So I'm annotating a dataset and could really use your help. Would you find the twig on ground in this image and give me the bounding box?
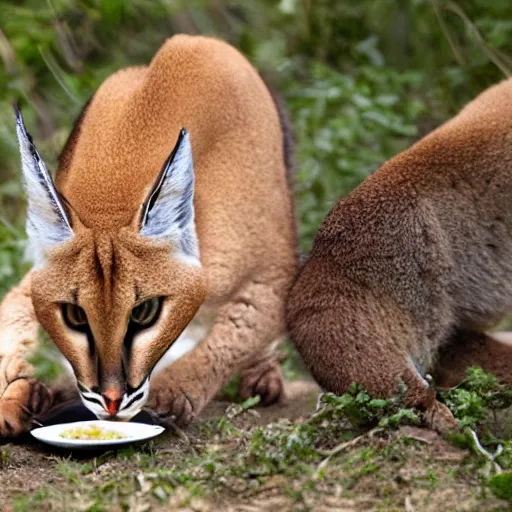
[315,392,325,413]
[143,409,196,453]
[308,392,336,423]
[167,421,194,448]
[467,428,502,474]
[226,395,261,420]
[313,427,382,480]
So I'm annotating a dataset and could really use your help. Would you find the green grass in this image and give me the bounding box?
[6,371,512,510]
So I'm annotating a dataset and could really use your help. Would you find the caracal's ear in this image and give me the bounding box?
[15,106,73,265]
[139,129,200,266]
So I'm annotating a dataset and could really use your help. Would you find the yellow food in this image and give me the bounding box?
[60,425,126,440]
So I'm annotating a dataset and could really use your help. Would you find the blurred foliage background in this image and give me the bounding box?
[0,1,511,305]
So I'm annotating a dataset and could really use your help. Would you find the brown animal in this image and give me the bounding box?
[0,35,296,436]
[286,78,512,432]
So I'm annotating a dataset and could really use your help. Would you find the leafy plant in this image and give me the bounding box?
[317,383,419,429]
[440,367,512,430]
[489,472,512,501]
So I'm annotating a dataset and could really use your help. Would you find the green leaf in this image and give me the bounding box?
[489,472,512,501]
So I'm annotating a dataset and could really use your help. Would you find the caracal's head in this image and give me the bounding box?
[15,108,206,420]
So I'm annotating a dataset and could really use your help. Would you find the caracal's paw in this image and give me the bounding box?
[424,399,458,434]
[0,377,52,437]
[239,358,284,406]
[0,356,52,437]
[147,377,204,427]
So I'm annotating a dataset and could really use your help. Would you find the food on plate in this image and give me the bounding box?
[60,424,126,440]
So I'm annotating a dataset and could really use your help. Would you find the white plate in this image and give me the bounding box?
[31,420,165,449]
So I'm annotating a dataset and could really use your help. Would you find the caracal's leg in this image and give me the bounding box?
[148,272,288,426]
[238,336,285,406]
[0,273,51,436]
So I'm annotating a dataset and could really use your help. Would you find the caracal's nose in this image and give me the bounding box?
[102,389,123,416]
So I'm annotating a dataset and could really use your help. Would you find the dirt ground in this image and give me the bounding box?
[0,380,508,512]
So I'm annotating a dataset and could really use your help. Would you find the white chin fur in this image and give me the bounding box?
[78,377,151,421]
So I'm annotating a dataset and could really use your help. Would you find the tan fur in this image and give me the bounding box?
[287,77,512,432]
[0,35,296,435]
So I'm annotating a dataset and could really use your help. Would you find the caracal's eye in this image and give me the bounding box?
[130,297,161,327]
[62,303,88,331]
